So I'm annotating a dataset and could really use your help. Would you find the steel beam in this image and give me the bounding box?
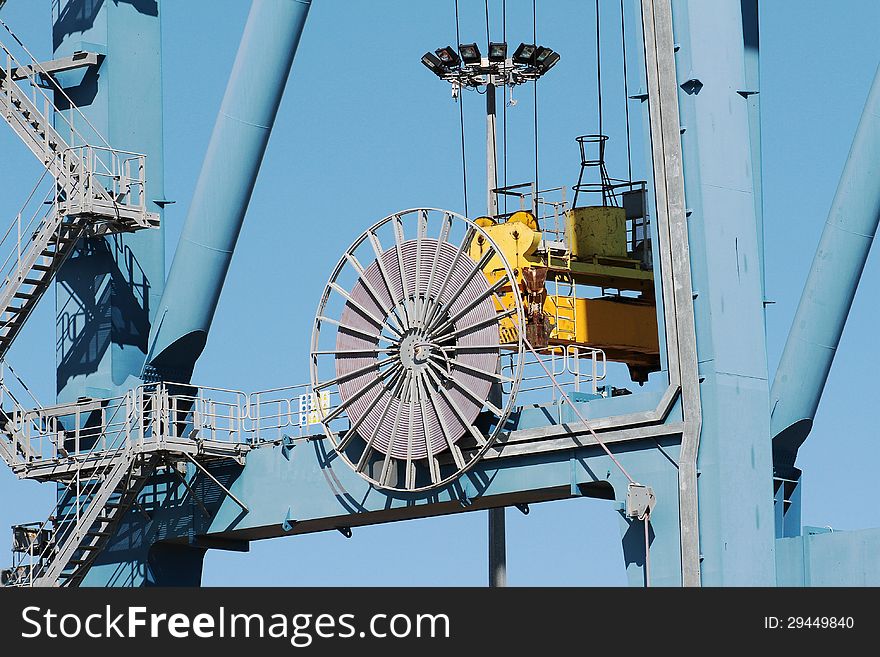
[145,0,312,382]
[640,0,703,586]
[81,433,685,587]
[11,50,100,80]
[669,0,775,585]
[770,64,880,469]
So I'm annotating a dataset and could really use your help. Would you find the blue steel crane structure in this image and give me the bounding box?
[0,0,878,587]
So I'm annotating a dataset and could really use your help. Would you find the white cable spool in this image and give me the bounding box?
[310,208,525,492]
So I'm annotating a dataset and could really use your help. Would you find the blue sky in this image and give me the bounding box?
[0,0,878,586]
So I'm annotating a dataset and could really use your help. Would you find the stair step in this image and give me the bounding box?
[13,292,33,300]
[31,264,53,271]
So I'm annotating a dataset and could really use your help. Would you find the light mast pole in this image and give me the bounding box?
[420,39,560,589]
[485,75,507,588]
[486,80,499,217]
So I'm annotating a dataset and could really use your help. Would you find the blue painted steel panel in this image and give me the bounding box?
[82,435,685,587]
[53,0,166,401]
[776,528,880,586]
[671,0,776,585]
[515,388,667,430]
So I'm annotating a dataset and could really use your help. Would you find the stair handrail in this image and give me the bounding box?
[1,21,140,222]
[0,169,50,272]
[8,389,141,585]
[0,361,52,465]
[0,17,111,152]
[0,183,57,291]
[0,360,42,409]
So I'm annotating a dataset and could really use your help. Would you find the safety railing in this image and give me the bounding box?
[493,182,571,243]
[248,384,338,443]
[11,392,131,465]
[492,179,652,265]
[1,22,152,230]
[60,146,149,220]
[1,18,111,154]
[5,390,139,586]
[533,185,570,244]
[6,359,622,471]
[162,383,249,444]
[3,349,616,472]
[135,381,340,446]
[502,344,607,400]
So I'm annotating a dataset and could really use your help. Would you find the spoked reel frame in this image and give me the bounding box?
[310,208,525,493]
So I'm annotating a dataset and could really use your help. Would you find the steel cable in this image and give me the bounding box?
[335,239,500,461]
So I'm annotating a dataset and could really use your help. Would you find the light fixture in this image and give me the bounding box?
[420,39,559,93]
[488,42,507,62]
[434,45,460,68]
[512,42,537,65]
[536,50,560,72]
[421,52,446,77]
[533,46,553,66]
[459,42,482,65]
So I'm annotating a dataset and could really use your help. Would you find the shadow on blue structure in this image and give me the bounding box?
[54,0,158,49]
[82,459,247,587]
[56,237,151,393]
[620,512,655,588]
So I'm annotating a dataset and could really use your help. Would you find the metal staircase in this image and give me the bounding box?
[0,22,264,588]
[3,389,145,587]
[0,379,255,586]
[0,21,159,361]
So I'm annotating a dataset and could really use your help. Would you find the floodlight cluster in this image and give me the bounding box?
[421,41,560,89]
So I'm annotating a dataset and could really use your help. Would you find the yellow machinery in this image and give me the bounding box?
[469,205,659,383]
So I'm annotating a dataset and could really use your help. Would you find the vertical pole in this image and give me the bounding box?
[489,507,507,587]
[485,76,506,587]
[486,81,499,216]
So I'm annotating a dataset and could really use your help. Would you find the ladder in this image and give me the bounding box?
[0,24,159,360]
[552,273,578,342]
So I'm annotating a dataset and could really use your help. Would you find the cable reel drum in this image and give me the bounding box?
[310,208,525,492]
